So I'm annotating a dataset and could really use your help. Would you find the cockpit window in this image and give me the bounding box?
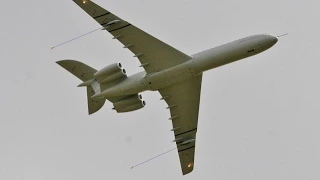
[237,35,260,43]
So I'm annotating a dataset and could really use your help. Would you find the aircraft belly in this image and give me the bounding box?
[146,61,198,90]
[146,71,171,90]
[96,72,150,97]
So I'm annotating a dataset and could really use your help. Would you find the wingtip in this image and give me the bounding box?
[181,162,195,175]
[56,60,64,65]
[182,167,194,175]
[56,60,73,65]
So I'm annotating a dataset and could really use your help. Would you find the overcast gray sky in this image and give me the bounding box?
[0,0,319,179]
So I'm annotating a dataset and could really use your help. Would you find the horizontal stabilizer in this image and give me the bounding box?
[57,60,104,114]
[57,59,143,114]
[56,60,97,81]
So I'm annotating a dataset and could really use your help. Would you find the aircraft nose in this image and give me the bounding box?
[265,34,278,47]
[271,35,278,44]
[269,35,278,44]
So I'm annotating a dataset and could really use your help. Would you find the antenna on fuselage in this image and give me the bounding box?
[277,33,289,38]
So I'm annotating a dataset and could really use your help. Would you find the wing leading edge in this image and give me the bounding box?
[158,74,203,175]
[73,0,192,74]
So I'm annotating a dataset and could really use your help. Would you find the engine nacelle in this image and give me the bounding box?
[99,69,126,83]
[94,63,122,77]
[93,63,127,83]
[117,100,146,113]
[113,94,146,113]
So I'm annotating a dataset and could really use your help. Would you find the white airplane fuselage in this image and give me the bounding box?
[94,34,278,98]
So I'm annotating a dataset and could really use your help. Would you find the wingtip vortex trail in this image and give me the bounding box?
[50,26,103,50]
[130,147,177,170]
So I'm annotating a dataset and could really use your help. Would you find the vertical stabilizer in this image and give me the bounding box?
[86,86,105,114]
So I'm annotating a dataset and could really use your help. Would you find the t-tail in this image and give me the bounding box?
[56,60,146,114]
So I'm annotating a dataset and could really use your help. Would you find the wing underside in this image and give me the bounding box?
[158,74,203,175]
[73,0,192,74]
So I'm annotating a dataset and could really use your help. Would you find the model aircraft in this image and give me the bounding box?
[56,0,278,175]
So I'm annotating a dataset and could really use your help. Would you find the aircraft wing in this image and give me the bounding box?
[158,74,203,175]
[73,0,192,74]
